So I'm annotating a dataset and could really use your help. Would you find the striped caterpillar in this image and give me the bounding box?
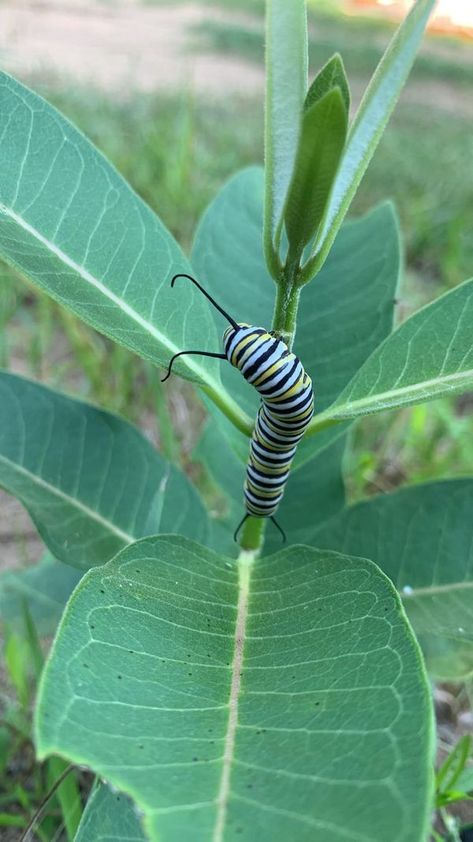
[162,274,315,541]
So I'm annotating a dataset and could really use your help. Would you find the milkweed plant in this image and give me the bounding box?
[0,0,472,839]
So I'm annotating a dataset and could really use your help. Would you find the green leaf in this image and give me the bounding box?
[308,0,435,277]
[304,53,350,114]
[0,72,240,412]
[312,278,473,430]
[195,417,346,557]
[36,537,434,841]
[0,372,209,569]
[312,479,473,679]
[192,167,400,464]
[264,0,308,275]
[284,89,347,260]
[0,553,81,636]
[76,783,146,841]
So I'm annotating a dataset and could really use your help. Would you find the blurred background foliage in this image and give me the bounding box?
[0,0,472,515]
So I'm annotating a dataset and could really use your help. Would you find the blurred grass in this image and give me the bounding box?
[2,0,472,497]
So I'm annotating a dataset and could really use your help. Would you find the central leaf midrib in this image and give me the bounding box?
[213,552,253,841]
[317,366,473,423]
[0,452,134,544]
[0,203,221,389]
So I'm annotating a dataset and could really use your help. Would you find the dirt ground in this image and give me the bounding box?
[0,0,264,96]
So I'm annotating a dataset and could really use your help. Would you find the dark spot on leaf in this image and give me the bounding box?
[314,702,320,706]
[135,569,141,574]
[83,663,89,668]
[90,624,95,629]
[116,796,121,801]
[208,728,213,733]
[138,744,144,749]
[246,784,253,789]
[128,650,134,654]
[100,589,105,594]
[117,675,122,680]
[192,757,198,762]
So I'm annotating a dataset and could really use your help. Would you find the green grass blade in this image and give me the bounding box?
[307,0,435,278]
[47,758,82,842]
[264,0,307,277]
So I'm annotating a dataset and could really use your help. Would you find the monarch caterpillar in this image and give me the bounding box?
[162,274,315,541]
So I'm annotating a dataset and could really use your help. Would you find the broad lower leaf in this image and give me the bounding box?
[75,783,146,842]
[312,479,473,679]
[264,0,307,275]
[195,417,346,556]
[0,552,81,636]
[284,89,347,259]
[37,537,434,841]
[0,372,209,569]
[192,167,399,464]
[313,278,473,430]
[0,73,234,403]
[308,0,435,276]
[304,53,350,114]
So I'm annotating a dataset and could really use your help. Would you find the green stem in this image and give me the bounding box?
[271,259,302,348]
[201,384,253,437]
[239,516,267,554]
[305,413,341,437]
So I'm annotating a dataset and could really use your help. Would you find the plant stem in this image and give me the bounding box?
[271,258,301,349]
[305,413,341,437]
[239,516,266,554]
[201,384,253,438]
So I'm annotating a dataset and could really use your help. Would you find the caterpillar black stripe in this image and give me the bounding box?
[162,274,315,541]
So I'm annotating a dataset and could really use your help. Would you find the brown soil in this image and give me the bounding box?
[0,0,264,96]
